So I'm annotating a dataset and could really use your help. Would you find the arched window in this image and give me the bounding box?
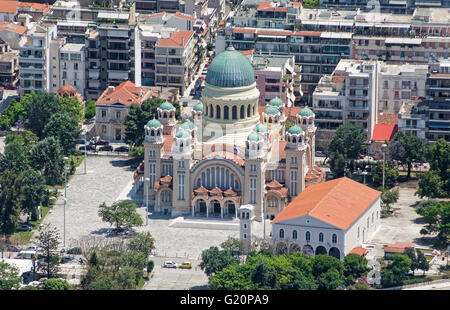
[279,229,284,239]
[240,105,244,119]
[319,232,324,242]
[292,137,296,143]
[224,106,229,120]
[209,104,213,117]
[156,130,160,136]
[292,230,297,240]
[232,106,237,120]
[252,105,255,116]
[269,118,272,123]
[216,105,221,119]
[247,105,250,117]
[306,231,310,242]
[332,234,337,244]
[150,130,155,136]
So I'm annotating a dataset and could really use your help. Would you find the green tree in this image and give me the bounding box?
[116,266,141,289]
[89,252,99,268]
[311,254,344,279]
[30,137,64,186]
[303,0,319,8]
[37,224,61,278]
[343,254,369,285]
[220,237,244,257]
[42,112,81,155]
[84,99,97,120]
[317,268,344,290]
[0,169,24,234]
[0,262,21,290]
[391,132,424,179]
[417,250,429,276]
[0,142,28,174]
[0,99,25,130]
[98,200,143,233]
[382,254,411,287]
[425,138,450,196]
[120,251,147,271]
[21,169,46,220]
[199,246,238,277]
[250,259,278,289]
[416,170,445,198]
[129,146,144,162]
[371,163,399,188]
[41,278,74,290]
[22,91,65,138]
[59,96,84,123]
[417,201,450,245]
[147,260,154,274]
[128,232,155,257]
[379,187,399,212]
[404,248,419,276]
[208,264,253,290]
[87,273,117,290]
[5,130,38,152]
[328,124,366,177]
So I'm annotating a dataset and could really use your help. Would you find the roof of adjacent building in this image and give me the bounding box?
[0,0,18,14]
[377,112,398,125]
[372,124,398,142]
[18,2,51,12]
[174,11,196,22]
[206,46,255,88]
[384,242,415,253]
[96,81,152,106]
[0,22,27,34]
[156,30,194,48]
[349,247,369,257]
[273,177,381,230]
[257,1,288,12]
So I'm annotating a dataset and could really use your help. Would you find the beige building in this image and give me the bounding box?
[0,39,18,84]
[136,47,323,219]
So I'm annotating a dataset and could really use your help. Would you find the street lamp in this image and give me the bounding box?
[381,143,388,189]
[63,156,69,249]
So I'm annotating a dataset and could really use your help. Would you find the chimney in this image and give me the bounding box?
[107,86,115,93]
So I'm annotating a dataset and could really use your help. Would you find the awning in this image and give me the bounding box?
[428,122,450,129]
[257,35,287,39]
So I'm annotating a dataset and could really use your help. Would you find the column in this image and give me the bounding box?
[221,202,224,218]
[206,201,209,218]
[192,202,194,217]
[235,203,238,218]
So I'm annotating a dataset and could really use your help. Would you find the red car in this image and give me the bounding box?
[4,84,18,90]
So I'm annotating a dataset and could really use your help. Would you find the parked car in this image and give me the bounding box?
[66,247,82,255]
[75,139,86,145]
[61,255,77,264]
[4,84,18,90]
[25,245,38,251]
[163,261,177,268]
[79,145,96,151]
[90,139,109,145]
[16,224,32,232]
[178,262,192,269]
[98,145,113,152]
[6,245,22,252]
[315,151,325,157]
[114,146,130,152]
[359,154,365,159]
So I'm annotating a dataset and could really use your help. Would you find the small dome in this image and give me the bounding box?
[269,97,284,107]
[247,132,262,142]
[205,46,255,88]
[288,125,304,135]
[176,130,191,139]
[193,103,203,112]
[147,119,162,128]
[159,101,175,111]
[255,123,268,133]
[264,106,280,115]
[181,120,195,130]
[298,107,314,117]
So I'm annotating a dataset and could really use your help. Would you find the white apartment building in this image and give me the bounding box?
[312,59,379,144]
[58,43,86,96]
[378,63,427,113]
[19,23,58,96]
[398,101,427,141]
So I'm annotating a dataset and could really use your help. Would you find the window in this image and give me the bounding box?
[306,231,310,242]
[178,174,185,200]
[243,233,247,239]
[367,217,369,228]
[279,229,284,239]
[250,178,256,204]
[116,111,121,119]
[358,226,360,239]
[251,164,256,171]
[149,150,156,158]
[74,63,78,70]
[291,157,297,164]
[178,161,185,168]
[244,224,247,229]
[319,232,324,242]
[292,230,297,240]
[290,170,297,196]
[102,125,106,134]
[332,234,337,244]
[102,110,107,118]
[149,164,155,189]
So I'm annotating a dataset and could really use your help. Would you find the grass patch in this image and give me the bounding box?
[403,276,433,285]
[29,205,51,229]
[9,231,33,245]
[136,277,146,290]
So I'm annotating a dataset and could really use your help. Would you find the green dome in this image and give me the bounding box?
[205,46,255,88]
[147,119,162,128]
[181,120,195,130]
[264,106,280,115]
[288,125,303,135]
[193,103,203,112]
[159,101,175,111]
[247,132,262,142]
[255,123,268,133]
[269,97,284,107]
[298,107,314,117]
[176,130,191,139]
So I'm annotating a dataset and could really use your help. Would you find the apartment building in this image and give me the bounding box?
[134,0,181,13]
[377,62,428,113]
[19,23,58,96]
[312,59,379,144]
[0,39,18,84]
[320,0,450,14]
[251,53,298,106]
[398,100,427,141]
[58,43,86,96]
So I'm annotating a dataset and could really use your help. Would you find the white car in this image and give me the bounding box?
[163,261,177,268]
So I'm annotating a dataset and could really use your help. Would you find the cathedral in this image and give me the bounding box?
[133,46,324,221]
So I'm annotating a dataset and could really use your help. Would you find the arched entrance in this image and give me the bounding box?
[302,245,314,256]
[224,201,236,218]
[276,242,288,255]
[329,247,341,260]
[195,199,207,216]
[210,199,221,217]
[315,246,327,255]
[289,243,301,254]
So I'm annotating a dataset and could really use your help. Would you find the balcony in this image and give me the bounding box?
[315,104,343,110]
[315,114,343,121]
[347,105,369,111]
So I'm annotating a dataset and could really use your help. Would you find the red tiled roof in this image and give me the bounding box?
[292,31,322,37]
[18,2,50,12]
[201,27,209,37]
[266,180,283,190]
[371,124,398,142]
[218,20,225,26]
[157,30,194,48]
[289,1,303,6]
[232,28,256,34]
[96,81,152,106]
[224,188,237,196]
[160,175,172,183]
[174,11,196,22]
[163,135,174,153]
[144,11,166,19]
[273,177,381,230]
[194,186,209,195]
[0,22,27,34]
[209,187,223,195]
[258,29,292,36]
[350,247,369,256]
[0,0,18,14]
[257,1,288,12]
[241,49,255,56]
[384,242,414,254]
[332,76,345,83]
